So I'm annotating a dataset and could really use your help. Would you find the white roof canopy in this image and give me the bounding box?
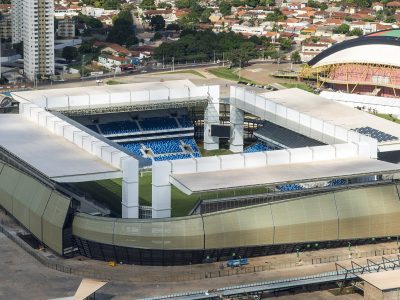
[170,158,400,194]
[0,114,121,182]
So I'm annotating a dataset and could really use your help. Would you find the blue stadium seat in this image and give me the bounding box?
[177,116,193,128]
[277,184,303,192]
[144,139,182,154]
[139,117,179,131]
[244,142,273,153]
[99,121,140,135]
[327,178,347,186]
[120,142,143,157]
[154,153,192,161]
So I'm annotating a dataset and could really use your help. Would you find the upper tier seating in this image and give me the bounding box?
[99,121,140,135]
[177,116,193,128]
[244,142,273,153]
[139,117,179,131]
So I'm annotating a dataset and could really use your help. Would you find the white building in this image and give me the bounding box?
[11,0,23,44]
[57,19,76,38]
[231,24,267,36]
[12,0,55,81]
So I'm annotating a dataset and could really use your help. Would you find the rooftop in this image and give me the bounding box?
[170,158,400,194]
[0,114,121,182]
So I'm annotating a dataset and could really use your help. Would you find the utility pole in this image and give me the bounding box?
[81,54,85,77]
[172,56,174,72]
[238,58,242,82]
[213,50,216,64]
[222,52,225,67]
[162,55,165,69]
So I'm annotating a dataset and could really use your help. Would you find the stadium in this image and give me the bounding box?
[2,80,400,266]
[301,29,400,97]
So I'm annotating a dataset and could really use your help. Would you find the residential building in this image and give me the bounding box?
[0,14,12,40]
[57,18,76,38]
[11,0,23,44]
[12,0,55,81]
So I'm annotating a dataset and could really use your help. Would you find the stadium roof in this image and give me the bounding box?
[308,32,400,68]
[0,114,121,182]
[170,158,400,194]
[11,80,198,110]
[260,88,400,147]
[359,269,400,291]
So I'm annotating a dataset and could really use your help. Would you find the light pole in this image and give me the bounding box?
[238,58,242,82]
[81,54,85,77]
[172,56,174,72]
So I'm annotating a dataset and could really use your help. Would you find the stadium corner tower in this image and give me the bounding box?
[2,80,400,266]
[301,29,400,97]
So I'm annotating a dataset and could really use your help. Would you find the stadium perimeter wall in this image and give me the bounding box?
[72,183,400,265]
[1,158,400,265]
[0,161,72,255]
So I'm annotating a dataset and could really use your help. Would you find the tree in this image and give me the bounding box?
[349,28,363,36]
[107,10,138,46]
[150,15,165,31]
[139,0,156,9]
[62,46,79,62]
[166,23,180,31]
[219,1,232,16]
[278,38,293,51]
[152,32,163,41]
[291,51,301,63]
[333,24,350,34]
[176,0,190,8]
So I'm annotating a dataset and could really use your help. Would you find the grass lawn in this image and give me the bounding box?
[281,82,314,93]
[106,80,124,85]
[77,170,269,217]
[158,69,206,78]
[200,148,233,157]
[375,113,400,124]
[207,67,254,83]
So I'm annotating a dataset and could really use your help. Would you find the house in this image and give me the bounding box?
[98,54,128,70]
[300,42,330,62]
[93,42,132,56]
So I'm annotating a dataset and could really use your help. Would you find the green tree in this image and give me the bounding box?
[176,0,190,8]
[140,0,156,9]
[219,1,232,16]
[291,51,301,63]
[349,28,363,36]
[107,9,138,46]
[166,23,180,31]
[150,15,165,31]
[278,38,293,51]
[62,46,79,62]
[333,23,350,34]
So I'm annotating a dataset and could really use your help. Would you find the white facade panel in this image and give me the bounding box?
[266,149,290,165]
[195,156,221,172]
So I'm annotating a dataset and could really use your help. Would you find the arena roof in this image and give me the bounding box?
[260,88,400,147]
[170,158,400,194]
[0,114,121,182]
[308,33,400,68]
[10,80,199,110]
[359,269,400,291]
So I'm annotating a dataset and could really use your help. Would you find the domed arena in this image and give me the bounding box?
[301,29,400,97]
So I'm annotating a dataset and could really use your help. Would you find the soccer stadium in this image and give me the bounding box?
[301,29,400,97]
[2,80,400,266]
